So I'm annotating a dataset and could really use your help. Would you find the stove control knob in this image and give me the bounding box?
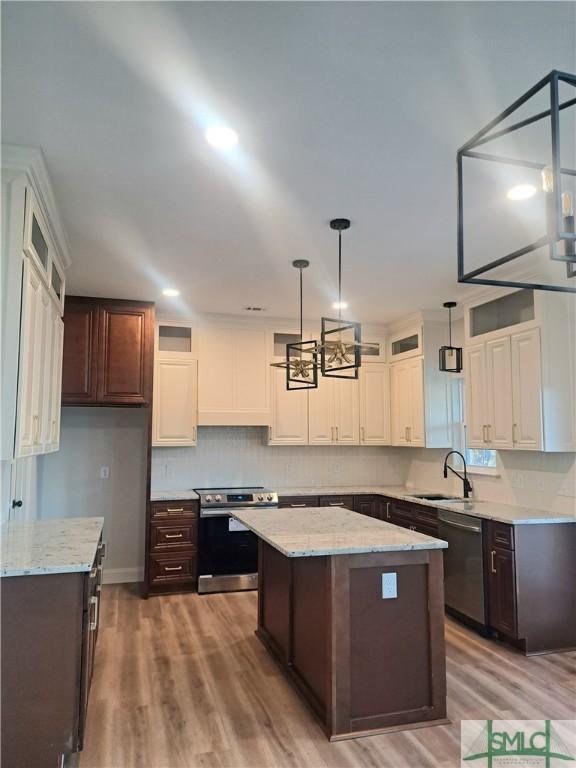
[257,494,264,501]
[267,494,274,501]
[215,495,222,502]
[205,495,212,503]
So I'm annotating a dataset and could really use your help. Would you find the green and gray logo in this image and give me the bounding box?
[462,720,575,768]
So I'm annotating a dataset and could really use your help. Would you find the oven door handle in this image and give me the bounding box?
[200,509,232,518]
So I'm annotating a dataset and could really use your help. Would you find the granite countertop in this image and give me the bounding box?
[231,506,447,558]
[150,490,199,501]
[276,485,576,526]
[0,517,104,577]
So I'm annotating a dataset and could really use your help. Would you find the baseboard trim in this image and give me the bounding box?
[102,567,144,584]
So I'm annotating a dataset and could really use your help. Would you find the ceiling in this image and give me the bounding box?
[2,1,575,323]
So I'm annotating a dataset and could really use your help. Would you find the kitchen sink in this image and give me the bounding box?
[409,493,461,501]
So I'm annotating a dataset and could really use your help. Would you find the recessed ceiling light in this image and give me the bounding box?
[507,184,537,201]
[162,289,180,297]
[332,301,348,310]
[205,125,239,150]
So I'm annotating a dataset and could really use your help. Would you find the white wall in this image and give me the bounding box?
[405,448,576,515]
[152,427,409,491]
[37,408,148,582]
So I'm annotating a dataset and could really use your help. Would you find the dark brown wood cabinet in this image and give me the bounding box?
[146,500,199,596]
[353,495,382,519]
[1,538,104,767]
[62,296,154,406]
[488,545,517,637]
[319,494,354,510]
[278,495,319,508]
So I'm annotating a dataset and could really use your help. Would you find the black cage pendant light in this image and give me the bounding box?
[318,219,376,379]
[439,301,463,373]
[270,260,318,390]
[457,70,575,293]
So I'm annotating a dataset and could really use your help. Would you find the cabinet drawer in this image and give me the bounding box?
[149,551,197,584]
[414,504,438,526]
[150,501,197,520]
[489,521,515,550]
[278,496,319,508]
[319,495,354,510]
[150,521,197,551]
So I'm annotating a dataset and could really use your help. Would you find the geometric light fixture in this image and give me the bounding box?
[439,301,463,373]
[317,218,377,379]
[457,69,576,293]
[270,260,319,390]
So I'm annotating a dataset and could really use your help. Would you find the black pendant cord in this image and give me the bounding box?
[448,305,452,347]
[338,230,342,321]
[299,266,303,342]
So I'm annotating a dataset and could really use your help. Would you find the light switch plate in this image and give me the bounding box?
[100,466,110,479]
[382,572,397,599]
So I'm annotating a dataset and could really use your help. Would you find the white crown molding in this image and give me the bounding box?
[1,143,71,269]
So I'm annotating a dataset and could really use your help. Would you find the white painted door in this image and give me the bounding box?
[153,358,198,446]
[486,337,513,449]
[50,314,64,450]
[308,377,334,444]
[268,367,308,445]
[333,378,360,444]
[390,362,411,445]
[511,329,543,450]
[9,457,37,521]
[408,357,425,446]
[360,365,390,445]
[464,344,488,448]
[15,259,47,457]
[40,303,55,451]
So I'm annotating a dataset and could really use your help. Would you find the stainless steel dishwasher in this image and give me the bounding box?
[437,509,486,627]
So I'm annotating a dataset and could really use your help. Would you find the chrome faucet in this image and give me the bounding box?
[443,450,473,499]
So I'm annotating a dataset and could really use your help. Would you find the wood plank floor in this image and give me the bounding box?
[80,585,576,768]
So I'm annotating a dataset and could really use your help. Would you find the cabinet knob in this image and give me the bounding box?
[11,499,23,508]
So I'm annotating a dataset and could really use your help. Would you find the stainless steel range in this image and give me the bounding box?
[194,487,278,594]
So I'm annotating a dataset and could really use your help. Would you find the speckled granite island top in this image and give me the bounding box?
[0,517,104,577]
[232,506,447,557]
[276,486,576,525]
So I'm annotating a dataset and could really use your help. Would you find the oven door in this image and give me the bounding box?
[198,510,258,579]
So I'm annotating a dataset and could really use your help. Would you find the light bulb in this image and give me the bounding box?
[541,166,554,193]
[562,192,574,217]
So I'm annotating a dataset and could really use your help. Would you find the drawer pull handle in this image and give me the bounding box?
[166,507,184,513]
[164,565,183,572]
[329,502,344,506]
[386,502,391,519]
[89,596,99,631]
[290,503,306,507]
[491,550,497,573]
[165,533,184,539]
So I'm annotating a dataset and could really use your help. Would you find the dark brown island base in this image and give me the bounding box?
[232,506,449,741]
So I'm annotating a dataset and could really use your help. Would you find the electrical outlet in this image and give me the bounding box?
[100,466,110,480]
[382,572,398,599]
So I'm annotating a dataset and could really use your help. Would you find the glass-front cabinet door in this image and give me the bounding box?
[23,187,65,314]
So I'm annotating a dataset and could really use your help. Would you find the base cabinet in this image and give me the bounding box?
[1,539,104,766]
[487,546,517,637]
[146,500,199,595]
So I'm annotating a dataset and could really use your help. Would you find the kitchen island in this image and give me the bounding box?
[232,506,448,741]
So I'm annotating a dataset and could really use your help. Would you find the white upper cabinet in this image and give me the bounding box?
[23,187,66,313]
[390,357,425,446]
[359,364,390,445]
[42,303,64,453]
[464,344,488,448]
[268,366,309,445]
[152,323,198,447]
[485,338,513,449]
[153,358,198,447]
[198,327,270,425]
[308,377,359,445]
[463,289,575,452]
[511,329,543,450]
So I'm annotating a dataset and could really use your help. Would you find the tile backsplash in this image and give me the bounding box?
[151,427,409,491]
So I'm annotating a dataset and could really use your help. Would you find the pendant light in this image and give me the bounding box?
[318,218,377,379]
[439,301,462,373]
[270,260,318,390]
[457,69,575,293]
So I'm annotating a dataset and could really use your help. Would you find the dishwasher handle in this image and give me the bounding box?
[438,513,482,534]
